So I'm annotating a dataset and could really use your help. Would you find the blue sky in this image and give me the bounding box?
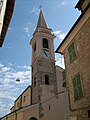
[0,0,80,117]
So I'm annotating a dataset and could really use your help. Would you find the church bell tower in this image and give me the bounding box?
[30,9,58,106]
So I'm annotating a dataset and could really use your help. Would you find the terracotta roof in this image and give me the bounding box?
[0,0,15,47]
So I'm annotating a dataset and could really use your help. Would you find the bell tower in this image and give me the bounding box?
[30,9,58,106]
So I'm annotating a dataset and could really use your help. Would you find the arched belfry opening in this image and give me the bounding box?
[29,117,37,120]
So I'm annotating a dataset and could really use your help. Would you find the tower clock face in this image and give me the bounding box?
[43,50,50,59]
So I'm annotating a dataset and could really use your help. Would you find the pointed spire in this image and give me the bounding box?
[36,8,48,29]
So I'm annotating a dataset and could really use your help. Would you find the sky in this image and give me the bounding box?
[0,0,80,117]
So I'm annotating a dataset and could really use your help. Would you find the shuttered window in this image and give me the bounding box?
[73,74,83,100]
[68,42,76,62]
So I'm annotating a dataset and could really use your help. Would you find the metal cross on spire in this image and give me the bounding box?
[39,5,42,10]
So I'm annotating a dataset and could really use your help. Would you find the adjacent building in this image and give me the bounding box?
[0,0,15,47]
[1,9,69,120]
[56,0,90,119]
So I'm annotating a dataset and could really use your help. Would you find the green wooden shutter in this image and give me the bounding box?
[73,74,83,99]
[77,74,83,98]
[73,77,78,99]
[68,46,72,61]
[68,42,76,61]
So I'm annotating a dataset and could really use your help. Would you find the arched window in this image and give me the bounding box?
[43,38,48,48]
[30,117,37,120]
[45,75,49,85]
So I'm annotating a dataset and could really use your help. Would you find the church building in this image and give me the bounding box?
[1,9,69,120]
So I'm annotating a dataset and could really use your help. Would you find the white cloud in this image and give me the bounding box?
[54,30,66,42]
[53,30,66,68]
[8,27,12,31]
[29,7,39,15]
[17,65,31,70]
[55,54,65,69]
[53,1,67,10]
[0,63,31,117]
[5,45,12,49]
[60,1,67,5]
[24,27,30,38]
[0,66,11,73]
[23,22,35,39]
[7,63,13,67]
[0,91,16,101]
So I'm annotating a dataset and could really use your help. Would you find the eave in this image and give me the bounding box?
[75,0,85,11]
[0,0,15,47]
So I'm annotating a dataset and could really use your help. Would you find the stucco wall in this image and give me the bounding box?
[22,104,39,120]
[38,66,69,120]
[22,87,31,107]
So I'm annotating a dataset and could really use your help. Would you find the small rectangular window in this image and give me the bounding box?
[45,75,49,85]
[49,105,50,110]
[23,96,26,102]
[68,42,76,62]
[17,102,19,107]
[33,77,36,87]
[34,43,36,51]
[73,74,83,100]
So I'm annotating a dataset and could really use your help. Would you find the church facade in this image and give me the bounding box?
[1,9,69,120]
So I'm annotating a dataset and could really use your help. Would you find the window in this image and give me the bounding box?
[88,110,90,118]
[43,38,48,48]
[23,96,26,102]
[73,74,83,100]
[49,105,50,110]
[17,102,19,107]
[33,77,36,87]
[34,43,36,51]
[68,42,76,62]
[45,75,49,85]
